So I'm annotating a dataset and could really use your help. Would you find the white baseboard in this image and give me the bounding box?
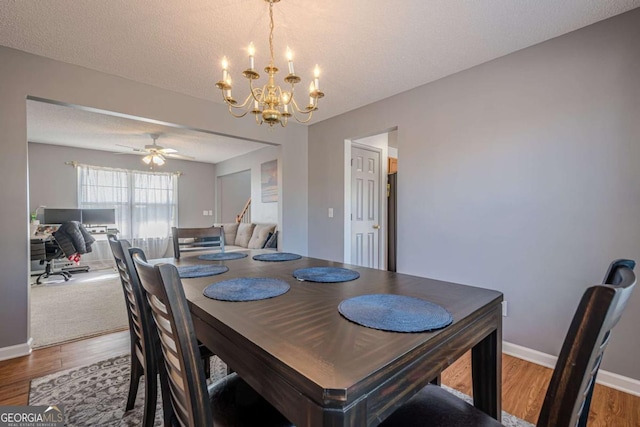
[503,341,640,397]
[0,337,33,361]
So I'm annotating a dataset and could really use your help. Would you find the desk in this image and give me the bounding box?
[164,250,503,426]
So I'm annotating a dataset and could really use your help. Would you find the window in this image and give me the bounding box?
[77,165,178,257]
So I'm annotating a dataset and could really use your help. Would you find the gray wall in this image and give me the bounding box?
[28,142,217,228]
[308,9,640,380]
[218,169,251,223]
[0,45,308,352]
[216,145,281,225]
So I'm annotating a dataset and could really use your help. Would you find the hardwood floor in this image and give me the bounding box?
[0,331,638,426]
[442,352,640,427]
[0,331,130,406]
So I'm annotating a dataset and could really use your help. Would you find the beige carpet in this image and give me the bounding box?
[30,270,128,348]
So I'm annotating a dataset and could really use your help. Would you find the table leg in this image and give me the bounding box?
[471,327,502,420]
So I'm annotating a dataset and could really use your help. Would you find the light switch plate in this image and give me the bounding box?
[208,210,213,216]
[328,208,334,218]
[203,210,208,216]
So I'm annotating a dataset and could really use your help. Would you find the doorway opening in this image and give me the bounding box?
[217,170,251,223]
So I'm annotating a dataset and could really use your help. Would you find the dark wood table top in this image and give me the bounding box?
[159,249,503,426]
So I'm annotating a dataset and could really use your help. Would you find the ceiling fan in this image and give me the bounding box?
[117,133,194,167]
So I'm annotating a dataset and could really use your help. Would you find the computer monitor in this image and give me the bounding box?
[82,208,116,225]
[43,208,82,224]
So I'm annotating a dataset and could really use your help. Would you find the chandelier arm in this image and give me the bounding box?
[249,78,264,103]
[289,100,315,123]
[285,82,295,105]
[226,93,254,111]
[226,93,255,118]
[291,97,315,116]
[227,104,251,119]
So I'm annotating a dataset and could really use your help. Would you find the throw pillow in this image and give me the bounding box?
[262,232,273,249]
[248,224,276,249]
[235,223,256,247]
[264,230,278,249]
[218,223,238,246]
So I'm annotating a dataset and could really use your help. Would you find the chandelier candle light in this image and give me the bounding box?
[216,0,324,127]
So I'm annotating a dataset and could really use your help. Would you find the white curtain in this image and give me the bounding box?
[78,165,178,259]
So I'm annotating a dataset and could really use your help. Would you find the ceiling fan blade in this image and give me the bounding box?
[115,143,146,152]
[165,153,195,160]
[159,148,178,154]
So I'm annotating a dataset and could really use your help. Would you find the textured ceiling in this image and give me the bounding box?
[0,0,640,123]
[3,1,639,126]
[27,101,270,164]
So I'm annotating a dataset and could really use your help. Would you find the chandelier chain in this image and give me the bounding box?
[268,0,275,68]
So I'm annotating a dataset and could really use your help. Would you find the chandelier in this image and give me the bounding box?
[216,0,324,127]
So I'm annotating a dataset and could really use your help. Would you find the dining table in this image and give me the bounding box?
[161,249,503,427]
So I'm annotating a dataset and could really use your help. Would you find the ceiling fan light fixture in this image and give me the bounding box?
[142,155,152,165]
[153,155,165,166]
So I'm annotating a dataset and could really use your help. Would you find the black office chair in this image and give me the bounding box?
[130,249,293,427]
[34,237,72,284]
[380,259,636,427]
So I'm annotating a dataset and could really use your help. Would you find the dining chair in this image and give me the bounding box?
[108,235,159,427]
[108,235,213,427]
[172,226,225,259]
[380,259,636,427]
[130,248,293,427]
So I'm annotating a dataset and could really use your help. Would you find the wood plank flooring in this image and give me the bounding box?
[0,331,638,426]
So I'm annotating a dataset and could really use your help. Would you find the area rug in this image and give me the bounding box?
[29,354,533,427]
[30,270,129,348]
[29,353,228,426]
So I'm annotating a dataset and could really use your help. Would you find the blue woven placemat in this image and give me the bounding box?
[177,264,229,279]
[293,267,360,283]
[338,294,453,332]
[253,252,302,262]
[198,252,248,261]
[203,277,290,302]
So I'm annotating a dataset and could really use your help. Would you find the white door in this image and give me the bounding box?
[351,146,380,268]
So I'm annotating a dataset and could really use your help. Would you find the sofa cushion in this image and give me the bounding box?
[219,223,239,246]
[248,224,277,249]
[235,223,256,247]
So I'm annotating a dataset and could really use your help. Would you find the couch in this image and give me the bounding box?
[216,223,278,252]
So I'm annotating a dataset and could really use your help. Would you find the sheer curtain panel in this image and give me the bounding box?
[78,165,178,259]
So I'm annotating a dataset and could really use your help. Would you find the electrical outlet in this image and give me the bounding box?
[502,301,508,317]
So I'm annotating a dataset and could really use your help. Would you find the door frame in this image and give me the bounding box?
[343,136,389,269]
